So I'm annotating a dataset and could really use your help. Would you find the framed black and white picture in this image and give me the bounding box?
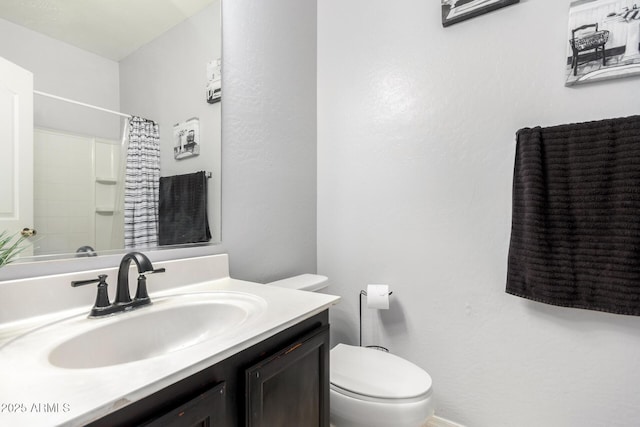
[566,0,640,86]
[441,0,519,27]
[173,117,200,160]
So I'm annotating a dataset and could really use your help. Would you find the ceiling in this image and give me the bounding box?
[0,0,215,61]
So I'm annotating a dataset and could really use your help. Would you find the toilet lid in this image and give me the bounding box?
[330,344,432,400]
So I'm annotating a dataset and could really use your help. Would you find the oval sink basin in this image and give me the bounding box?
[44,292,267,369]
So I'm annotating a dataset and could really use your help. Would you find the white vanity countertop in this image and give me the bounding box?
[0,255,340,426]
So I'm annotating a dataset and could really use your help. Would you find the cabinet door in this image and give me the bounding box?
[143,381,226,427]
[245,325,330,427]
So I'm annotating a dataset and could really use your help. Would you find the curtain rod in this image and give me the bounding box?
[34,90,132,119]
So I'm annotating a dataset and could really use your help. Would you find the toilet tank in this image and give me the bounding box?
[267,274,329,292]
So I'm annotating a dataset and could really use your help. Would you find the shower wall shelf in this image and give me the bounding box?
[95,207,115,214]
[95,177,117,185]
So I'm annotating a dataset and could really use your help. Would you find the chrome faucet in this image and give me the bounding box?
[71,252,165,317]
[75,245,97,257]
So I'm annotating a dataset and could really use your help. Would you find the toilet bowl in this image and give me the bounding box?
[267,274,435,427]
[331,343,434,427]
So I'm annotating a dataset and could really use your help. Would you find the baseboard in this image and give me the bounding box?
[425,415,466,427]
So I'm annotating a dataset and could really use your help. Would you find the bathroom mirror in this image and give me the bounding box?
[0,0,221,263]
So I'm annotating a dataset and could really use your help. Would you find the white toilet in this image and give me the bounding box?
[268,274,435,427]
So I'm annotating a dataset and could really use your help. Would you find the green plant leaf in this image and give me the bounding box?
[0,231,28,268]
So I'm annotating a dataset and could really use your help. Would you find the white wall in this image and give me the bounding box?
[318,1,640,426]
[220,0,318,282]
[0,18,121,140]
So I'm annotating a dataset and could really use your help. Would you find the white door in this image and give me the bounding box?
[0,56,34,255]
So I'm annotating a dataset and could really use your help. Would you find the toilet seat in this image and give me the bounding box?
[330,344,433,401]
[330,383,429,404]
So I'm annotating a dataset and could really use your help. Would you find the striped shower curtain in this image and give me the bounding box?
[124,116,160,248]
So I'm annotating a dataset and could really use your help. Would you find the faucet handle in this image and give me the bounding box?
[134,268,165,301]
[71,274,106,288]
[71,274,112,314]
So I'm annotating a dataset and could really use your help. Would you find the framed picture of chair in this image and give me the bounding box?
[173,117,200,160]
[566,0,640,86]
[441,0,519,27]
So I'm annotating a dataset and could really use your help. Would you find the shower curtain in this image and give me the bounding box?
[124,116,160,248]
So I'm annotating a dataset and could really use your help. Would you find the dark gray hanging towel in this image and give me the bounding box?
[506,115,640,316]
[158,171,211,246]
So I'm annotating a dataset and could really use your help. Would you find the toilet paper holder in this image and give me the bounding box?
[359,289,393,352]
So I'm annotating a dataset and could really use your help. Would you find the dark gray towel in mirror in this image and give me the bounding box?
[158,171,211,246]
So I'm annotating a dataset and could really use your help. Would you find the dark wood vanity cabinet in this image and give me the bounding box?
[245,324,329,426]
[87,310,330,427]
[143,382,227,427]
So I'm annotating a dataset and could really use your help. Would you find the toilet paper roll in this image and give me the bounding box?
[367,284,390,310]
